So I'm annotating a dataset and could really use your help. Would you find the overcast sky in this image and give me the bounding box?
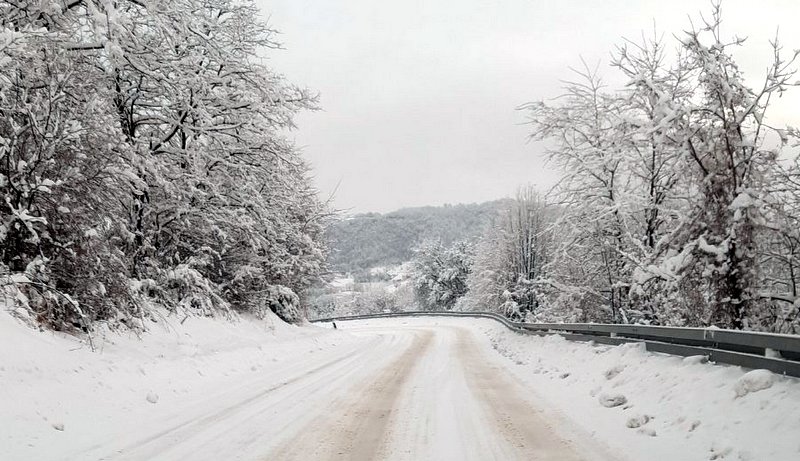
[259,0,800,213]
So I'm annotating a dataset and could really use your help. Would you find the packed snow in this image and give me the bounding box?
[2,313,800,460]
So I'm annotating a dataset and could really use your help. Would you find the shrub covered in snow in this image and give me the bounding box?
[410,240,473,310]
[263,285,303,323]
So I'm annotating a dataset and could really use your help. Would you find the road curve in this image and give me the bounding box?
[82,319,621,461]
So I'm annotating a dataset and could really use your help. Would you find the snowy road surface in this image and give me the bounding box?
[1,314,619,461]
[83,322,615,460]
[7,314,799,460]
[267,323,616,461]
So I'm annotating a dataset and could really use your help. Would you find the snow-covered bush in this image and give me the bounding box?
[164,265,230,317]
[263,285,303,323]
[411,240,473,310]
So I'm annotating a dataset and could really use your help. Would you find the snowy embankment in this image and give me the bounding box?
[0,310,362,460]
[474,321,800,461]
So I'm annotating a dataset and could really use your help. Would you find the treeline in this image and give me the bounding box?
[327,200,509,275]
[1,1,327,331]
[413,7,800,333]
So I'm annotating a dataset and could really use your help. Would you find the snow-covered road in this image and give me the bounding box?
[6,314,800,460]
[1,314,618,460]
[269,322,616,461]
[91,322,613,460]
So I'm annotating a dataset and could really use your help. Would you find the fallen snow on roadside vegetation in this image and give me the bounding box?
[0,309,360,460]
[476,322,800,461]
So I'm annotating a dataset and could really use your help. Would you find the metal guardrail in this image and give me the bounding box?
[310,311,800,378]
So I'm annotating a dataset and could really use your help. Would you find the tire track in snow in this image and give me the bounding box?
[454,327,592,461]
[266,329,434,461]
[376,325,518,460]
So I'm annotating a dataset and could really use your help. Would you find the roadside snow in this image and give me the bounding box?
[734,369,775,397]
[476,322,800,461]
[4,312,800,461]
[0,309,362,460]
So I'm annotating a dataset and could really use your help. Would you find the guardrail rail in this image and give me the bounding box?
[310,311,800,378]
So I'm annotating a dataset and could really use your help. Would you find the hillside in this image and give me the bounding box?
[326,200,511,273]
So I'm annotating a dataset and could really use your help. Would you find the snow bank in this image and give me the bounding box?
[0,309,361,460]
[477,322,800,461]
[733,369,775,398]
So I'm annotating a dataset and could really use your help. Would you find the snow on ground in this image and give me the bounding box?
[472,320,800,461]
[3,312,800,461]
[293,318,622,461]
[0,309,363,460]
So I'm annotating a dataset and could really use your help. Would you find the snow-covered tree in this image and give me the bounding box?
[523,4,800,330]
[411,240,473,311]
[460,187,554,320]
[524,62,636,322]
[630,6,799,329]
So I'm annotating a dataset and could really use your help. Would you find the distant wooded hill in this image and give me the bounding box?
[326,200,511,273]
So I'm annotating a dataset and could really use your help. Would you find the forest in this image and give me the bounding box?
[327,200,509,275]
[403,6,800,333]
[1,1,327,331]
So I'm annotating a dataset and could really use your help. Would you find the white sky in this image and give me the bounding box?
[260,0,800,213]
